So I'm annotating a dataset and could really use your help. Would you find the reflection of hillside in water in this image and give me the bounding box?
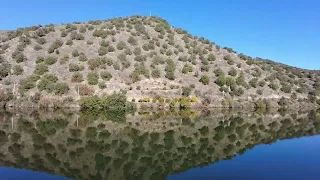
[0,109,319,180]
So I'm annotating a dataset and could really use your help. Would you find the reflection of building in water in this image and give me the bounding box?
[0,109,318,180]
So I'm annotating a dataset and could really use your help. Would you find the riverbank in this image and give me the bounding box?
[1,95,318,113]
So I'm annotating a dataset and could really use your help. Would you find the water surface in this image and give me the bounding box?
[0,109,319,180]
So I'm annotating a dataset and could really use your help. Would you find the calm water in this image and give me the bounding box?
[0,109,319,180]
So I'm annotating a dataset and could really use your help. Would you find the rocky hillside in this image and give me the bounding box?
[0,15,319,108]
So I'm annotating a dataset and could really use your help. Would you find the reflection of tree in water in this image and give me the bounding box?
[0,110,319,180]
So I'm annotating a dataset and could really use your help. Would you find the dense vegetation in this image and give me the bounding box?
[0,15,319,108]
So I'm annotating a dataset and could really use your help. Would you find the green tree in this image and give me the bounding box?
[215,76,226,87]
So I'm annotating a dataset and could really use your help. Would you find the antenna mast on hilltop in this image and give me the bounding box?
[150,10,152,17]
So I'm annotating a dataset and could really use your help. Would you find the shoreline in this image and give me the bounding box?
[2,98,318,113]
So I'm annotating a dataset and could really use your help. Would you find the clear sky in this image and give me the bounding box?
[1,0,319,70]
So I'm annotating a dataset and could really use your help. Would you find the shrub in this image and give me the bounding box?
[37,78,55,92]
[207,53,216,61]
[99,40,109,47]
[70,32,84,40]
[88,58,102,70]
[124,48,132,55]
[182,87,191,96]
[165,59,176,80]
[256,89,263,95]
[233,87,244,96]
[122,60,131,69]
[151,68,161,78]
[87,72,99,85]
[128,36,137,45]
[225,77,236,89]
[246,58,254,65]
[133,47,142,56]
[44,57,57,65]
[100,71,112,81]
[61,31,68,37]
[66,39,73,46]
[19,36,31,46]
[34,44,42,51]
[215,76,226,87]
[43,74,58,82]
[281,84,291,93]
[34,64,49,75]
[166,49,173,56]
[69,63,80,72]
[224,55,232,61]
[178,55,188,62]
[87,40,94,45]
[227,59,235,65]
[71,72,83,82]
[228,68,237,76]
[54,82,69,95]
[200,65,209,72]
[59,55,69,64]
[79,26,86,33]
[249,78,258,88]
[113,62,120,70]
[72,49,79,57]
[19,77,36,91]
[117,53,126,61]
[108,45,115,52]
[134,55,146,62]
[278,97,288,106]
[48,39,63,53]
[98,46,108,56]
[0,63,10,79]
[182,64,193,74]
[254,99,267,110]
[238,53,247,60]
[36,38,46,45]
[258,80,266,87]
[13,65,23,75]
[179,97,191,109]
[116,41,126,50]
[152,56,165,65]
[77,84,94,96]
[236,72,246,86]
[190,96,197,102]
[98,82,106,89]
[199,75,209,85]
[214,68,225,77]
[142,43,149,51]
[139,97,151,102]
[291,92,297,99]
[268,82,279,90]
[14,52,27,63]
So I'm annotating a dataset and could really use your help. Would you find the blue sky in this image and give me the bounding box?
[1,0,319,69]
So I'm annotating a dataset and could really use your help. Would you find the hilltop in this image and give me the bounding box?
[0,15,319,109]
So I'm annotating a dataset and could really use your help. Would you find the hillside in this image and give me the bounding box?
[0,15,319,109]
